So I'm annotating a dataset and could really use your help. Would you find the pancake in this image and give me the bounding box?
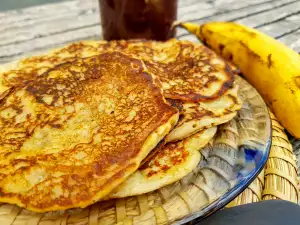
[0,39,234,103]
[0,39,241,140]
[0,52,179,212]
[108,127,217,198]
[130,39,235,102]
[166,82,242,142]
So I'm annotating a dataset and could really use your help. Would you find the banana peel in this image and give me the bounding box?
[177,22,300,138]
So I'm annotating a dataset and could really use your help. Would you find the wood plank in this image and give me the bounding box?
[0,0,215,51]
[0,0,300,63]
[235,1,300,27]
[179,5,217,22]
[178,2,216,21]
[177,0,296,38]
[0,0,226,45]
[0,0,96,26]
[0,0,290,43]
[189,0,295,23]
[179,0,202,7]
[257,14,300,38]
[278,30,300,53]
[0,0,212,31]
[0,0,277,31]
[214,0,273,11]
[0,0,211,32]
[0,0,210,47]
[179,0,276,22]
[0,26,100,63]
[0,7,99,32]
[0,13,99,46]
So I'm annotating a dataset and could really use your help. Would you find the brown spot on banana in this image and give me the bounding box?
[239,41,264,64]
[199,24,205,38]
[228,53,233,61]
[267,54,273,68]
[294,76,300,89]
[202,38,207,46]
[199,24,209,46]
[219,44,225,54]
[291,89,295,95]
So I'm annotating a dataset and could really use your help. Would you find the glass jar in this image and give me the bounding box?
[99,0,178,41]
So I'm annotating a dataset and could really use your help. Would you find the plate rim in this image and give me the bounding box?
[173,76,272,225]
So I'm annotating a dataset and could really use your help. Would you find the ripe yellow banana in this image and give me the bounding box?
[178,21,300,138]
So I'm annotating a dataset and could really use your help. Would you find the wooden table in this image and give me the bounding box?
[1,0,300,171]
[1,0,300,64]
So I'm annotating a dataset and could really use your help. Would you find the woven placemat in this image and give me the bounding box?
[263,112,299,203]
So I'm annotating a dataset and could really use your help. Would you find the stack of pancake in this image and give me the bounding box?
[0,39,242,212]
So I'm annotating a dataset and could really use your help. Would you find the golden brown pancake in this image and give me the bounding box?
[0,39,234,103]
[0,39,241,152]
[0,39,241,140]
[108,127,217,198]
[0,52,178,212]
[166,82,242,142]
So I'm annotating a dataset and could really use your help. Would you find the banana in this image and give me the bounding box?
[178,21,300,138]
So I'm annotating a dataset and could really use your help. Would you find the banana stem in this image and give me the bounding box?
[171,21,200,36]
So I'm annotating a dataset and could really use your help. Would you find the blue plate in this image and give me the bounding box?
[172,76,271,224]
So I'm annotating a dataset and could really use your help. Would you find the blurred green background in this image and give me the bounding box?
[0,0,67,11]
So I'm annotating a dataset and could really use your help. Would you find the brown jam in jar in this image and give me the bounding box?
[99,0,177,41]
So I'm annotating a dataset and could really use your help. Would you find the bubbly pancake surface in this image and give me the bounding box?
[0,39,234,103]
[0,39,241,143]
[0,52,178,212]
[166,82,242,142]
[108,127,217,198]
